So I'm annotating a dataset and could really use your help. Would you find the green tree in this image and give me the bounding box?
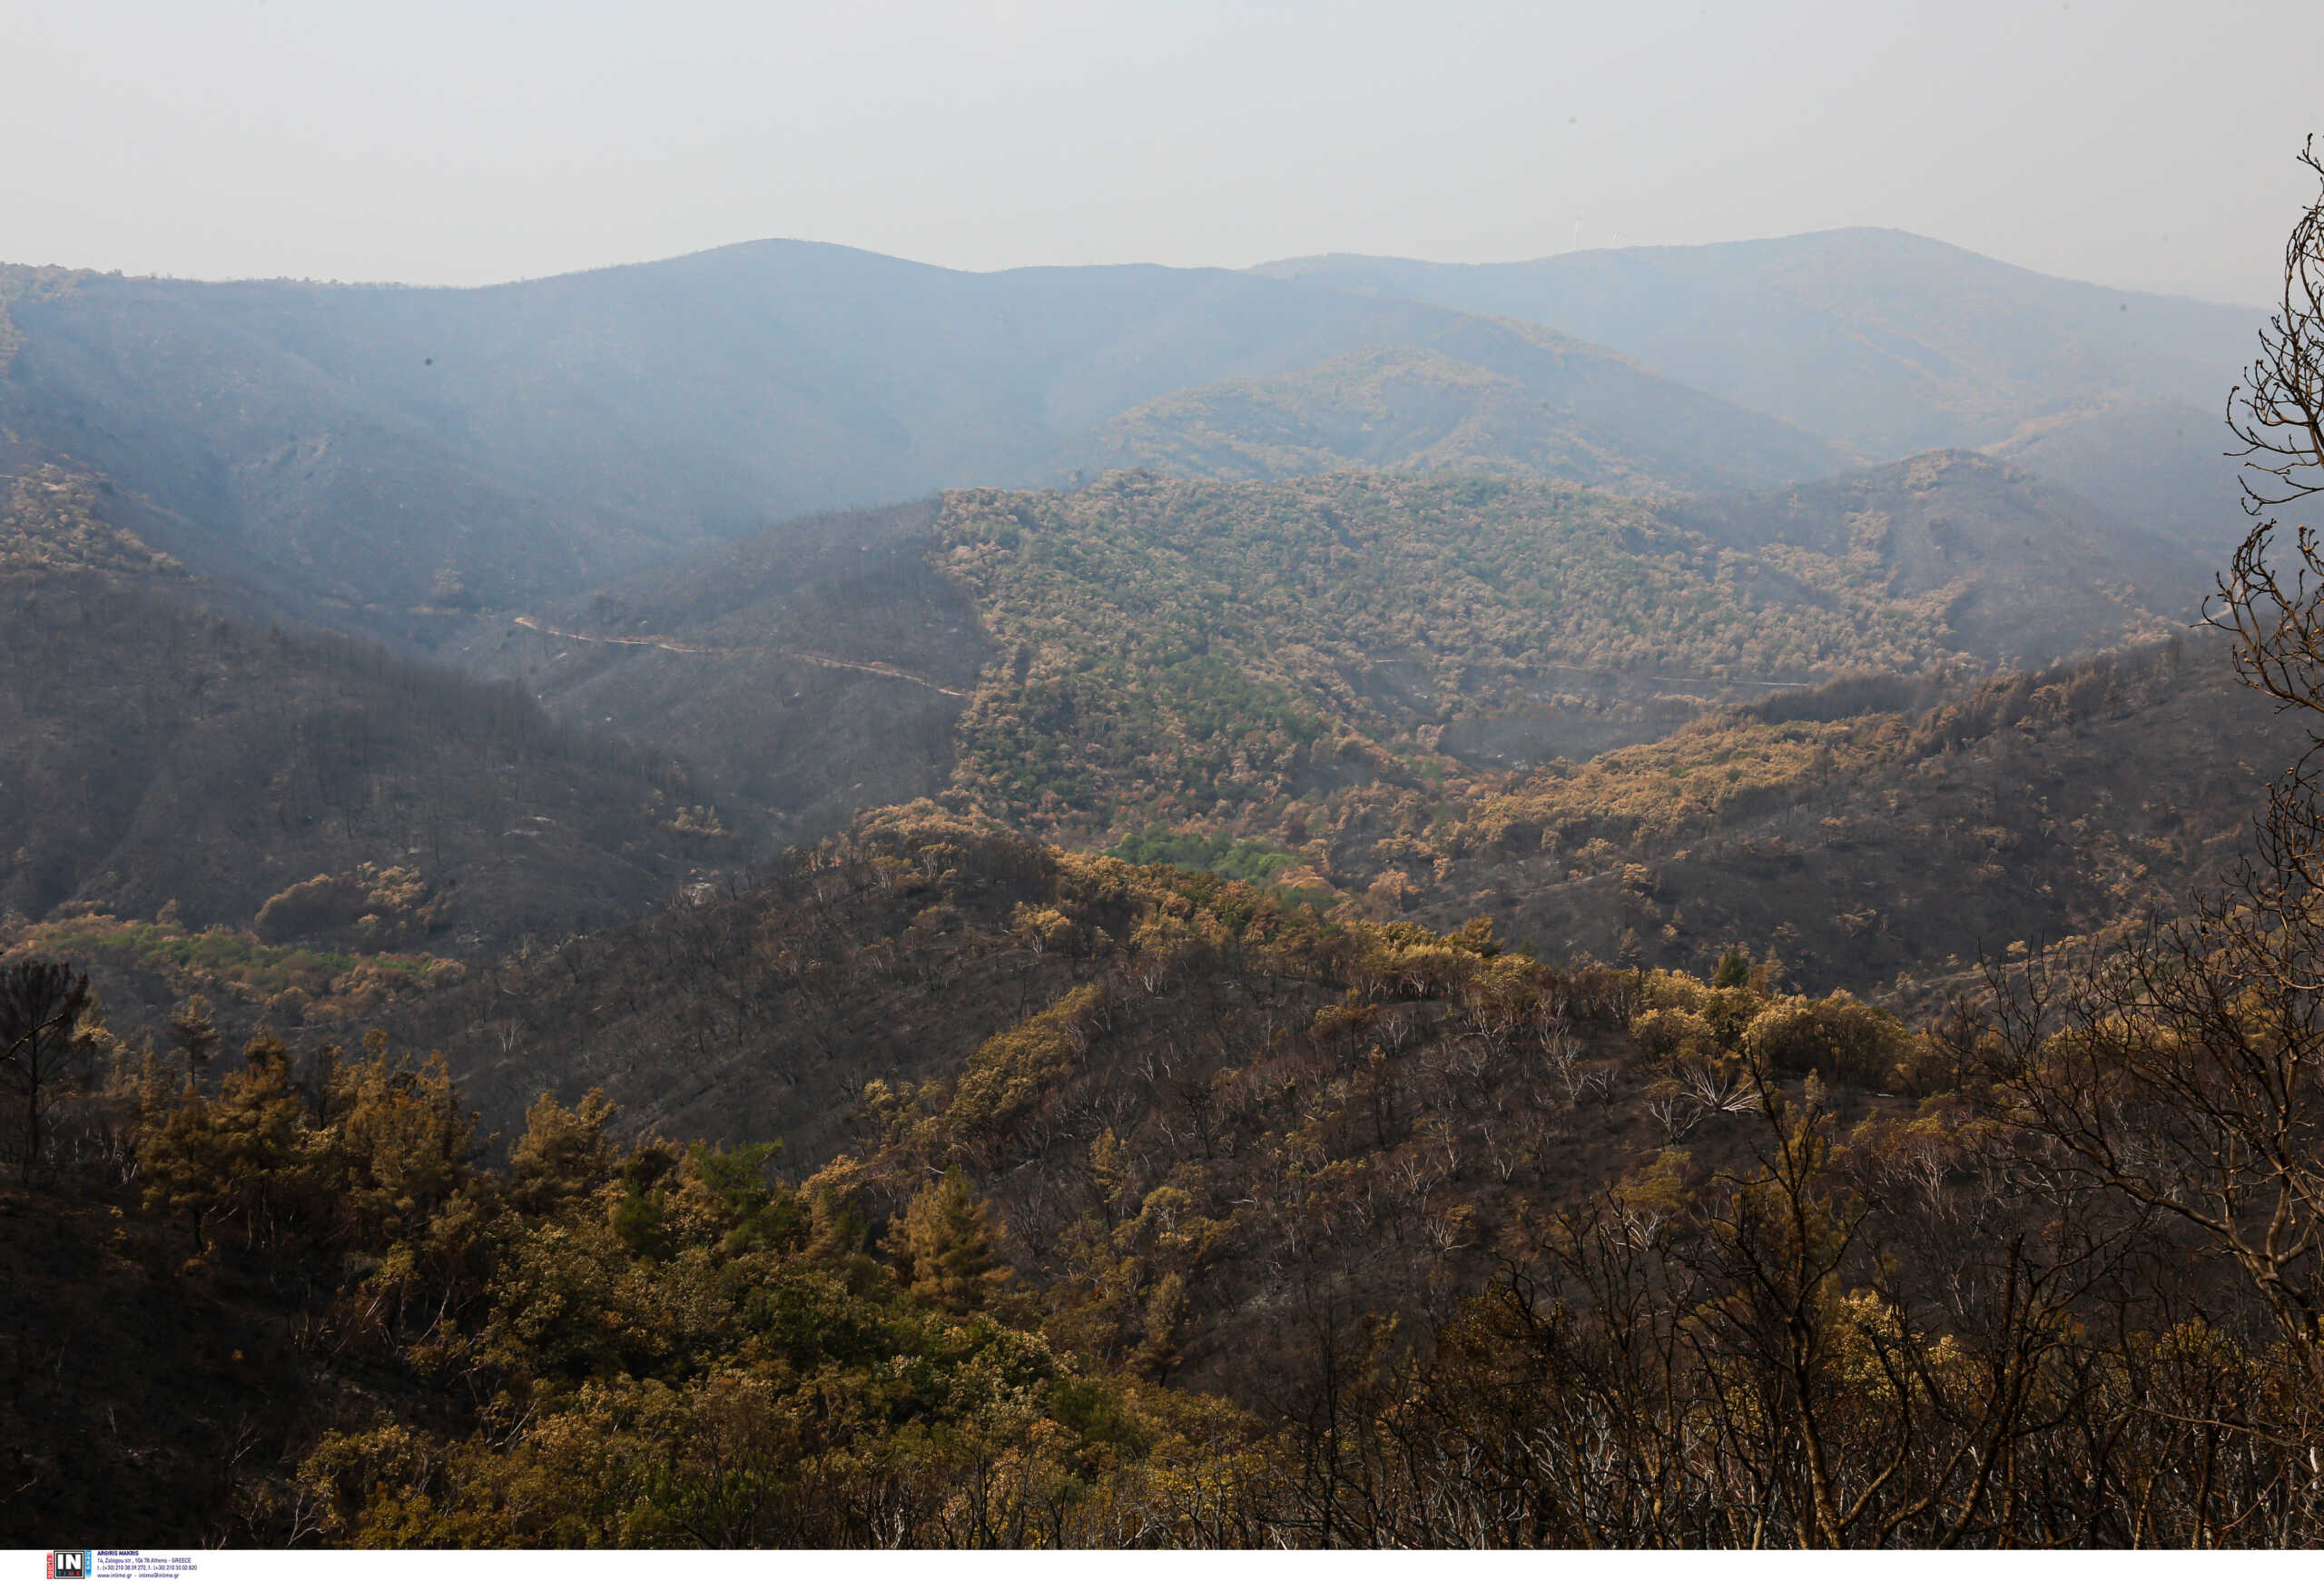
[885,1166,1009,1313]
[507,1088,620,1214]
[139,1034,307,1250]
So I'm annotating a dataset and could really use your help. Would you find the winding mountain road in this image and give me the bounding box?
[510,615,973,698]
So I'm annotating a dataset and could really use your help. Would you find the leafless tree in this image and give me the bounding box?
[1981,135,2324,1405]
[0,958,94,1183]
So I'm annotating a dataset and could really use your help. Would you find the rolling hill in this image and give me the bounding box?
[1071,330,1840,494]
[1253,229,2259,461]
[0,249,1843,637]
[442,500,990,849]
[1399,637,2274,1004]
[1666,449,2206,664]
[0,450,722,962]
[450,460,2202,867]
[374,633,2281,1173]
[1987,397,2251,553]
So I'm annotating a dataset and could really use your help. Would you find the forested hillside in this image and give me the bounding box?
[0,570,719,942]
[9,487,2319,1553]
[1390,639,2272,1001]
[2,437,2193,1006]
[930,466,2194,847]
[0,451,728,973]
[442,501,986,850]
[1081,347,1674,489]
[416,461,2201,878]
[357,633,2269,1165]
[1072,322,1844,494]
[1669,450,2204,660]
[13,792,2324,1546]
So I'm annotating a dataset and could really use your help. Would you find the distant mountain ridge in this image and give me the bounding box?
[0,248,1841,637]
[1252,229,2259,460]
[3,229,2254,648]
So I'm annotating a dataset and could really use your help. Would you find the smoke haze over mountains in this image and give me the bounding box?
[4,1,2315,304]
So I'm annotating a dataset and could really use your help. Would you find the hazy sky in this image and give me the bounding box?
[2,0,2315,304]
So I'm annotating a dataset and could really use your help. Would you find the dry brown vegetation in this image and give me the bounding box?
[0,563,723,955]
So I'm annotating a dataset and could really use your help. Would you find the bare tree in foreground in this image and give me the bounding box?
[0,957,94,1183]
[1982,134,2324,1403]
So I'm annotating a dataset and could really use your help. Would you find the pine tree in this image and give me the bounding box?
[0,958,94,1183]
[885,1166,1009,1313]
[166,993,219,1088]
